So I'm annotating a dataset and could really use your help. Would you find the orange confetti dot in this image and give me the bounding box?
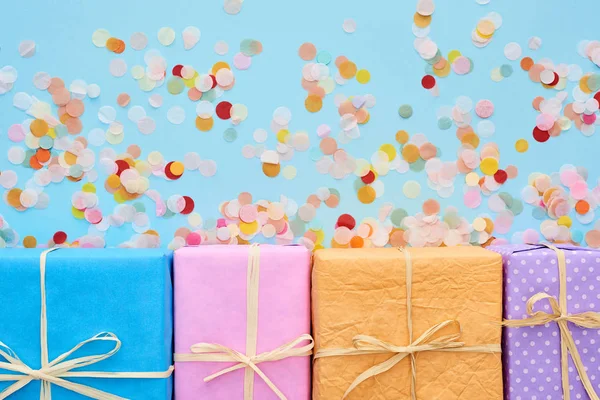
[30,119,49,137]
[413,12,432,28]
[298,42,317,61]
[117,93,131,107]
[461,132,480,148]
[65,99,85,117]
[106,174,121,189]
[402,144,420,163]
[262,162,280,178]
[52,87,71,106]
[395,130,409,144]
[520,57,534,71]
[357,185,376,204]
[47,77,65,95]
[23,236,37,248]
[7,188,22,208]
[389,229,407,247]
[350,236,364,248]
[36,149,51,163]
[195,116,214,132]
[106,37,126,54]
[575,200,590,215]
[339,60,358,79]
[29,155,43,170]
[324,194,340,208]
[335,55,348,68]
[305,94,323,113]
[422,199,440,215]
[319,137,338,155]
[65,117,83,134]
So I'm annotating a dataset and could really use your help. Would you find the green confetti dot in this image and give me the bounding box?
[39,136,54,150]
[133,202,146,213]
[532,207,546,220]
[391,208,408,227]
[223,128,238,142]
[316,51,332,65]
[328,188,340,198]
[54,124,68,138]
[69,164,83,178]
[498,192,513,208]
[167,77,185,95]
[437,116,452,130]
[289,219,307,237]
[587,74,600,91]
[398,104,413,119]
[240,39,261,56]
[500,64,513,77]
[353,178,365,192]
[202,89,218,102]
[409,157,425,172]
[509,199,524,216]
[467,58,475,74]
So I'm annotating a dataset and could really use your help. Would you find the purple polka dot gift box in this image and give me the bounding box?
[487,243,600,400]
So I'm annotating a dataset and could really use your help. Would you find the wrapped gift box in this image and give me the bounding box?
[174,245,312,400]
[312,247,504,399]
[0,249,173,399]
[488,244,600,400]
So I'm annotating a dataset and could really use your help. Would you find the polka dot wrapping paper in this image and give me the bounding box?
[488,244,600,400]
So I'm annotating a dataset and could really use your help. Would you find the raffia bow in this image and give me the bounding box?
[174,244,314,400]
[503,244,600,400]
[314,248,501,400]
[0,248,174,400]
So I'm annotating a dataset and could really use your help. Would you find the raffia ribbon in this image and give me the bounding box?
[174,244,314,400]
[503,244,600,400]
[0,248,174,400]
[314,247,501,400]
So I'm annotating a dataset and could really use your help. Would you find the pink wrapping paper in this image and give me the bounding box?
[174,245,312,400]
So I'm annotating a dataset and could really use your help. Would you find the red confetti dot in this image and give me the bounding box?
[53,231,67,244]
[115,160,130,176]
[421,75,436,89]
[172,65,184,77]
[337,213,356,230]
[548,72,559,86]
[494,169,508,184]
[181,196,195,215]
[361,170,376,184]
[210,75,217,89]
[594,92,600,104]
[533,127,550,142]
[216,101,233,120]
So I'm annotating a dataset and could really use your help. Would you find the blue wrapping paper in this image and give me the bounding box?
[0,249,173,399]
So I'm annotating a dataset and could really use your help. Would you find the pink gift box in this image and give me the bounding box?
[174,245,312,399]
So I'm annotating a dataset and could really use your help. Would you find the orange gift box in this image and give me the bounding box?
[312,247,504,400]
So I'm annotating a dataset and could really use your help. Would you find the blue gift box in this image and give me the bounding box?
[0,249,173,399]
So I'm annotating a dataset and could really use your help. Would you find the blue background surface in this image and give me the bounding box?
[1,0,599,246]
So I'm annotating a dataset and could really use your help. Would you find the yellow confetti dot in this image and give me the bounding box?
[312,228,325,245]
[401,144,420,163]
[47,128,56,139]
[480,157,499,176]
[240,220,259,235]
[395,130,409,144]
[82,183,96,193]
[447,50,462,63]
[211,61,230,75]
[23,236,37,248]
[195,116,214,132]
[356,69,371,84]
[379,144,397,161]
[170,161,185,176]
[465,172,480,186]
[557,216,572,228]
[277,129,290,143]
[71,206,85,219]
[515,139,529,153]
[339,61,357,79]
[357,185,376,204]
[304,95,323,113]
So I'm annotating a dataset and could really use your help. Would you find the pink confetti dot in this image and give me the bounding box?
[464,189,482,209]
[582,113,596,125]
[216,218,227,228]
[452,56,471,75]
[522,229,540,244]
[7,124,25,142]
[535,113,554,131]
[570,180,588,200]
[475,99,494,118]
[186,232,202,246]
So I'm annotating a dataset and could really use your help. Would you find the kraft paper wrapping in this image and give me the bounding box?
[312,247,504,399]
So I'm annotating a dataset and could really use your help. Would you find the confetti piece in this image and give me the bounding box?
[18,40,36,58]
[342,18,357,33]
